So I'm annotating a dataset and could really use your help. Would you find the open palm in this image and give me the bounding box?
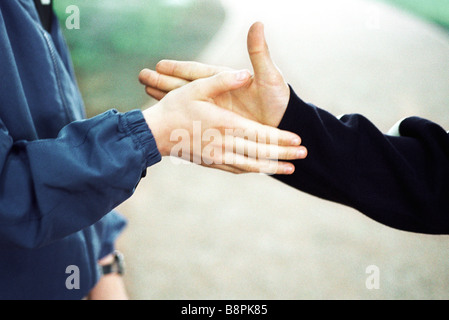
[140,22,291,128]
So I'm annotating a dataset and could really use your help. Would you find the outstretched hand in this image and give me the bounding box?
[140,22,291,128]
[141,69,307,175]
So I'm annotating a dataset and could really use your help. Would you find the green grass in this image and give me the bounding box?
[54,0,225,117]
[380,0,449,30]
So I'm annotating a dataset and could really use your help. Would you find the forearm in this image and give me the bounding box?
[0,110,161,249]
[87,273,128,300]
[274,87,449,234]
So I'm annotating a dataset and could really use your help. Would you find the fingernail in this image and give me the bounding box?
[292,138,301,145]
[297,148,307,158]
[284,165,294,174]
[236,70,250,81]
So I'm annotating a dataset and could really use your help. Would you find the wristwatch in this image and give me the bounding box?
[101,250,125,276]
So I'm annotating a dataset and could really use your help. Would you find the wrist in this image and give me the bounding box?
[98,254,115,266]
[143,104,171,157]
[273,84,291,128]
[100,251,125,276]
[273,82,291,128]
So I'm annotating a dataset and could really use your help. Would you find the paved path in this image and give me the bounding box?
[117,0,449,299]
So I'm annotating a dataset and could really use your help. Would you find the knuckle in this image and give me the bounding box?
[286,147,296,160]
[154,73,163,89]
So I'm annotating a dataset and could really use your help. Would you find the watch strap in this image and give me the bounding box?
[101,251,125,276]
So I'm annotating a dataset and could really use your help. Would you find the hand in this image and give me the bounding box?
[140,69,307,175]
[140,22,290,128]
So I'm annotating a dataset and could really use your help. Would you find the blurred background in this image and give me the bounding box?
[55,0,449,299]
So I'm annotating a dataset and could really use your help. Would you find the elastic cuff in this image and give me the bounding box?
[120,110,162,167]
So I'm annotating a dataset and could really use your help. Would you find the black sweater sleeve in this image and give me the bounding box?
[274,87,449,234]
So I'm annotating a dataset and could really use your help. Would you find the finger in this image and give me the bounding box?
[223,113,302,146]
[201,151,295,175]
[204,162,295,175]
[206,135,306,160]
[201,163,245,175]
[230,137,308,160]
[156,60,232,81]
[220,153,296,175]
[145,86,167,101]
[139,68,190,91]
[189,70,251,99]
[247,22,280,82]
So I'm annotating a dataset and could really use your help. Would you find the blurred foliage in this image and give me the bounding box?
[381,0,449,30]
[54,0,225,117]
[53,0,447,119]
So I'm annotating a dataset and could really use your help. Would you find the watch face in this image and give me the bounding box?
[101,251,125,276]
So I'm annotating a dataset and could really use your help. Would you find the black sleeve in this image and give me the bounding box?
[274,87,449,234]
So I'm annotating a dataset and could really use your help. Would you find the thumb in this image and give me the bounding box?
[247,22,280,81]
[191,70,251,99]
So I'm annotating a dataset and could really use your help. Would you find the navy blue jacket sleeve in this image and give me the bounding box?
[274,87,449,234]
[0,109,161,249]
